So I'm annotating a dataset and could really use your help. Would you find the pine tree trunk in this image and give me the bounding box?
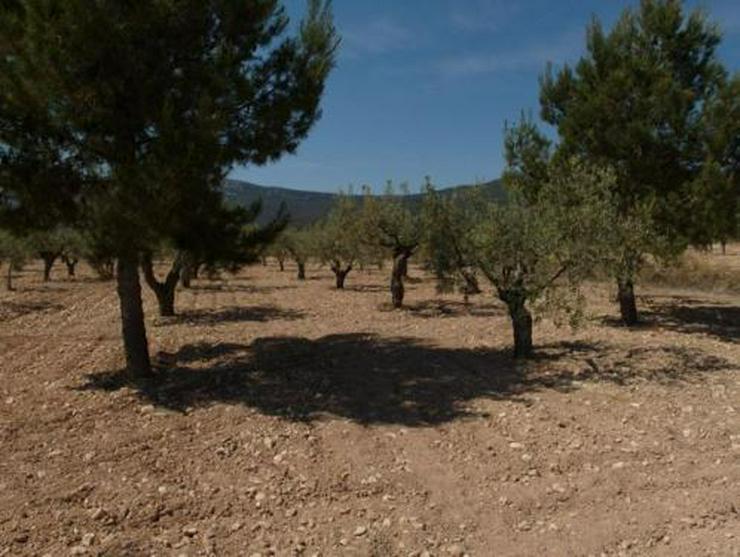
[617,277,639,325]
[506,296,533,358]
[297,262,306,280]
[116,255,152,377]
[5,264,13,292]
[40,252,57,282]
[390,252,410,308]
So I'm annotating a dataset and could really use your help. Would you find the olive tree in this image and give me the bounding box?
[421,183,482,303]
[283,227,315,280]
[361,183,421,308]
[0,230,29,291]
[315,193,361,289]
[429,160,616,357]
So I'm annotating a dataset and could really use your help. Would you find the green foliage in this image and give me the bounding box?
[0,230,29,269]
[283,227,316,266]
[480,160,616,319]
[421,183,485,296]
[0,0,338,375]
[0,0,339,257]
[691,74,740,246]
[539,0,726,239]
[314,193,361,269]
[0,229,30,289]
[360,182,421,255]
[503,113,552,202]
[426,157,617,354]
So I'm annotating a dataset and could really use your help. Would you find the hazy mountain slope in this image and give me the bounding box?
[223,179,506,226]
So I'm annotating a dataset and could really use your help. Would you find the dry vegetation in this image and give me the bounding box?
[1,248,739,556]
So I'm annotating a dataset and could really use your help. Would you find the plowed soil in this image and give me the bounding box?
[1,252,738,556]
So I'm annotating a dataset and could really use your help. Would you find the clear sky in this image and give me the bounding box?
[230,0,740,193]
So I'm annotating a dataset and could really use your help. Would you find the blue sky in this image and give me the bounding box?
[231,0,740,193]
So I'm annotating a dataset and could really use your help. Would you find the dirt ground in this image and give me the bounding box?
[0,250,738,556]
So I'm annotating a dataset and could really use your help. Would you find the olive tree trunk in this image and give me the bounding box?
[278,257,285,271]
[142,254,182,317]
[390,251,412,308]
[40,251,59,282]
[332,263,352,289]
[62,255,78,277]
[297,261,306,280]
[5,264,13,291]
[617,277,638,325]
[181,261,194,288]
[116,255,152,377]
[506,296,533,358]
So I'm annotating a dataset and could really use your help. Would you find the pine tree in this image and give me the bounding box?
[539,0,727,324]
[0,1,338,376]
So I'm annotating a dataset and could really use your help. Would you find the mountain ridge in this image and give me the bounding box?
[224,178,506,226]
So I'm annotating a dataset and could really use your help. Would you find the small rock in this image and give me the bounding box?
[612,461,626,470]
[182,526,198,537]
[447,543,465,556]
[354,526,367,537]
[90,508,106,520]
[81,533,95,547]
[14,533,29,543]
[509,442,524,449]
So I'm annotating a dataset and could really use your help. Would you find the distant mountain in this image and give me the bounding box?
[223,178,506,226]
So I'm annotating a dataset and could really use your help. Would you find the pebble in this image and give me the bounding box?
[447,543,465,556]
[354,526,367,536]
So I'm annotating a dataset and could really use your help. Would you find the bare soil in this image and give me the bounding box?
[1,253,738,556]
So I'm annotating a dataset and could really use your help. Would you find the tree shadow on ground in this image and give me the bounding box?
[645,299,740,343]
[602,296,739,343]
[159,305,306,326]
[188,283,295,294]
[78,333,733,426]
[0,300,65,321]
[345,284,387,293]
[406,299,504,319]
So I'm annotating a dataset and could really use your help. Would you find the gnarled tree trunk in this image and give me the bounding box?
[390,249,412,308]
[278,257,285,271]
[297,261,306,280]
[116,255,151,377]
[141,253,182,317]
[39,251,59,282]
[61,254,78,277]
[502,290,533,358]
[181,260,194,288]
[332,263,352,289]
[5,264,13,292]
[617,277,638,325]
